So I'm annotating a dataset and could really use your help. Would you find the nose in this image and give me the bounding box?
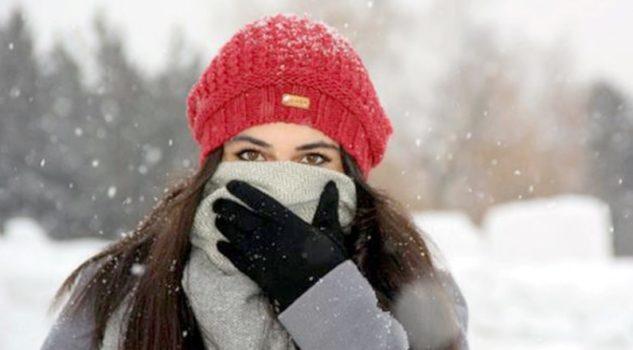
[268,149,294,161]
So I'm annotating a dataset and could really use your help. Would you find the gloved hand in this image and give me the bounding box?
[213,179,350,313]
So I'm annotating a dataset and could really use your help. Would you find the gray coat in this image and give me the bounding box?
[41,258,469,349]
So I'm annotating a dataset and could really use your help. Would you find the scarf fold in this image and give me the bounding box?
[99,161,358,350]
[181,161,358,349]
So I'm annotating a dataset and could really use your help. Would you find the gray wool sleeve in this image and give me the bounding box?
[277,259,410,350]
[438,268,470,350]
[41,263,100,350]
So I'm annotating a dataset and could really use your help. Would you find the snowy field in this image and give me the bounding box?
[2,194,632,349]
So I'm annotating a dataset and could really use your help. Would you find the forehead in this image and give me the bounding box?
[233,122,338,145]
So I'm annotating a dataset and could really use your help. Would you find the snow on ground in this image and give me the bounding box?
[0,218,107,350]
[482,194,613,262]
[412,194,633,350]
[2,194,633,349]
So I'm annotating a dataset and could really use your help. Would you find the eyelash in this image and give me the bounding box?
[234,148,331,165]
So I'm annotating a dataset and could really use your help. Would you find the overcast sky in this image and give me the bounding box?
[2,0,632,95]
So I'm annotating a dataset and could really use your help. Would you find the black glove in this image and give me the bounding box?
[213,179,349,312]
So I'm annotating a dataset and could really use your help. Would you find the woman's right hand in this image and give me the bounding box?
[213,179,350,313]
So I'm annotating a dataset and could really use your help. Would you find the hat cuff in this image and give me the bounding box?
[195,83,372,179]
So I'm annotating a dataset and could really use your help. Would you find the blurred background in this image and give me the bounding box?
[1,0,632,349]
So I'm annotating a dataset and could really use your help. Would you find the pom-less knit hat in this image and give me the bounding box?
[186,13,393,179]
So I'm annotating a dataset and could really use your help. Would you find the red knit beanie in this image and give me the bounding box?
[186,13,392,179]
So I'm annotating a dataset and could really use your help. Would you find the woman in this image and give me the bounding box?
[42,13,469,350]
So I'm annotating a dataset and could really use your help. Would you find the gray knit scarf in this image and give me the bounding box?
[180,160,357,349]
[184,160,358,349]
[100,161,358,349]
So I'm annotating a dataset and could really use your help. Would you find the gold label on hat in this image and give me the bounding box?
[281,93,310,110]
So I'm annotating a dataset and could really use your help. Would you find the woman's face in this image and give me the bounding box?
[222,122,344,173]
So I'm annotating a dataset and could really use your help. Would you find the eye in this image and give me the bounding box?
[236,149,265,161]
[299,153,330,166]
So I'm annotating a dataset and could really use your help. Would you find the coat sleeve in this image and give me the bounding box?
[435,267,470,350]
[277,259,410,350]
[40,263,100,350]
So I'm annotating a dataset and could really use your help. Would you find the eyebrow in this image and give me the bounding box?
[228,135,339,151]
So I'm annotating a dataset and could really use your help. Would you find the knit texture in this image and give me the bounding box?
[186,13,393,179]
[182,160,358,349]
[99,161,358,350]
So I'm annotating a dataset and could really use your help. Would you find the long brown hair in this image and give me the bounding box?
[50,146,465,350]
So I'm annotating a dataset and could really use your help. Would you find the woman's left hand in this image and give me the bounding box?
[212,179,350,313]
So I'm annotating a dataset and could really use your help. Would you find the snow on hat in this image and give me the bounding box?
[186,13,393,179]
